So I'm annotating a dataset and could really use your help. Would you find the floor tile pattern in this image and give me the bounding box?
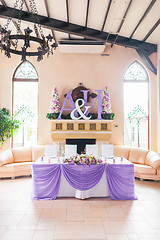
[0,177,160,240]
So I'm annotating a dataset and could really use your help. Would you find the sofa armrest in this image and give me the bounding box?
[0,149,14,167]
[113,145,131,160]
[145,151,160,169]
[32,145,45,162]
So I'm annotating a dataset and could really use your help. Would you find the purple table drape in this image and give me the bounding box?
[61,164,105,191]
[32,164,61,200]
[106,164,137,200]
[31,162,137,200]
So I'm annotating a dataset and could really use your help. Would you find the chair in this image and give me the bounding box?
[45,144,58,158]
[86,144,98,156]
[101,144,114,158]
[65,145,77,158]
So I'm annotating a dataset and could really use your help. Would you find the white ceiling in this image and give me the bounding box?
[0,0,159,45]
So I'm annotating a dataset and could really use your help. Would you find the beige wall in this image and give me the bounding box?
[0,45,158,151]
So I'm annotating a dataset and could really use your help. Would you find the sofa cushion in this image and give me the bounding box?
[11,146,32,163]
[0,149,14,166]
[10,162,32,171]
[32,145,45,162]
[129,148,149,164]
[113,145,131,159]
[145,151,160,169]
[134,163,156,175]
[0,162,32,178]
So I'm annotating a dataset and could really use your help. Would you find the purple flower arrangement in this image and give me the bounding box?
[63,154,103,165]
[49,87,61,114]
[101,86,112,114]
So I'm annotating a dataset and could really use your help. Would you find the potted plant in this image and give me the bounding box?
[0,108,20,149]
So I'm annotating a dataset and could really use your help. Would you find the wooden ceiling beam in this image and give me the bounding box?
[101,0,112,32]
[12,20,23,35]
[130,0,157,39]
[117,0,133,34]
[0,5,156,47]
[85,0,90,27]
[136,46,157,75]
[0,0,7,7]
[66,0,70,39]
[44,0,50,17]
[0,5,157,74]
[66,0,69,23]
[44,0,57,45]
[143,18,160,41]
[0,0,23,34]
[0,5,117,43]
[111,0,133,47]
[23,0,30,12]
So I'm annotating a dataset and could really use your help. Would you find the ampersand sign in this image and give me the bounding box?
[70,99,91,120]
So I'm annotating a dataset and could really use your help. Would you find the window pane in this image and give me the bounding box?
[124,83,148,115]
[14,61,38,79]
[124,62,149,149]
[124,61,148,81]
[13,81,38,147]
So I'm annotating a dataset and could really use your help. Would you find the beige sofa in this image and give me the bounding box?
[0,146,45,178]
[0,145,160,180]
[113,146,160,181]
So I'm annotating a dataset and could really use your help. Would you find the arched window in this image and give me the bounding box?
[12,61,38,147]
[124,61,149,149]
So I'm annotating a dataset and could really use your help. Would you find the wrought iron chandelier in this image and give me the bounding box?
[0,0,57,62]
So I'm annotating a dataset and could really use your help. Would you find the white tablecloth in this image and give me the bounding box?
[57,170,109,199]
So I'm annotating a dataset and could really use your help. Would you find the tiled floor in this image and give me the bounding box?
[0,177,160,240]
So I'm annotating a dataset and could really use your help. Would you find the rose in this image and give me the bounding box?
[64,154,103,165]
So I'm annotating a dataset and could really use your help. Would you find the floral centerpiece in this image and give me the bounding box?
[46,87,61,119]
[101,86,115,120]
[63,154,103,165]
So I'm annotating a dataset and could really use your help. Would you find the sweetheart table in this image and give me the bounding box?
[31,157,137,200]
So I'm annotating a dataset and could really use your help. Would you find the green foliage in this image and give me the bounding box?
[101,113,115,120]
[46,112,115,120]
[0,108,20,149]
[46,112,60,120]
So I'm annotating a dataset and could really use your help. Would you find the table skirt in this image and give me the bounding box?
[57,171,109,199]
[31,159,137,201]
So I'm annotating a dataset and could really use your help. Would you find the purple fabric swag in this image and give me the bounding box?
[61,164,105,191]
[32,164,61,200]
[106,164,137,200]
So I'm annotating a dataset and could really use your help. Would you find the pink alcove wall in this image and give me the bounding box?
[0,45,157,151]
